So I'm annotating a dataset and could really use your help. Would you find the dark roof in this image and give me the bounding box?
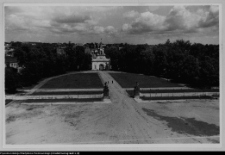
[5,56,17,63]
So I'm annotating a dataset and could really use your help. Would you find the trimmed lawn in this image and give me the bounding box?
[110,73,182,88]
[32,91,103,95]
[5,99,12,105]
[40,73,103,89]
[127,89,219,96]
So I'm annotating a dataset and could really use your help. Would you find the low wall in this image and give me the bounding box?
[6,94,104,100]
[140,92,219,98]
[34,88,103,92]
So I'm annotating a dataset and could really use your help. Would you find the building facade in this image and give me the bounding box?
[5,56,18,69]
[91,42,110,70]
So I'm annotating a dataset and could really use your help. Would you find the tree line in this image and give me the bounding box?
[5,42,91,93]
[5,39,219,93]
[105,39,219,88]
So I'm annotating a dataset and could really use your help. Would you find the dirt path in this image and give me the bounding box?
[97,71,160,143]
[5,71,220,145]
[97,72,219,143]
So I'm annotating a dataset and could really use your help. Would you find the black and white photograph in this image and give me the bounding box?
[1,0,224,151]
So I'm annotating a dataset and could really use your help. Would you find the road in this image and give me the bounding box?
[97,71,167,143]
[5,71,220,145]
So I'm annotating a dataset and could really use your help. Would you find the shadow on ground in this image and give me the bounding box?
[142,108,219,137]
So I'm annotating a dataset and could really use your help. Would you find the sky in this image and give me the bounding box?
[5,5,219,45]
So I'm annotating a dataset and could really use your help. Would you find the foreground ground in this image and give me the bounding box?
[5,71,220,144]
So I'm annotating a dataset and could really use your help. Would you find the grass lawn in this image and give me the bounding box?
[24,98,103,103]
[110,73,182,88]
[126,89,219,96]
[40,73,103,89]
[32,91,103,95]
[5,99,12,105]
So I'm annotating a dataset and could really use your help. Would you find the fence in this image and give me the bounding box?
[140,92,219,98]
[126,87,191,91]
[5,94,104,100]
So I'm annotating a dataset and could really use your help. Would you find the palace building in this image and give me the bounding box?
[91,42,110,70]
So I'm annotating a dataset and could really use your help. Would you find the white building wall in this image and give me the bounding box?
[92,62,107,70]
[92,62,97,70]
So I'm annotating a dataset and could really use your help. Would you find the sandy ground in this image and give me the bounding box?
[5,71,220,144]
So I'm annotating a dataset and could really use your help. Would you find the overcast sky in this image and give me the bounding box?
[5,5,219,45]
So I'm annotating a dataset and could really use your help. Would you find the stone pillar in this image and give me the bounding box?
[103,82,109,99]
[133,82,140,98]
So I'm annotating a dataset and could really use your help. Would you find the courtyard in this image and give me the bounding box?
[5,71,220,145]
